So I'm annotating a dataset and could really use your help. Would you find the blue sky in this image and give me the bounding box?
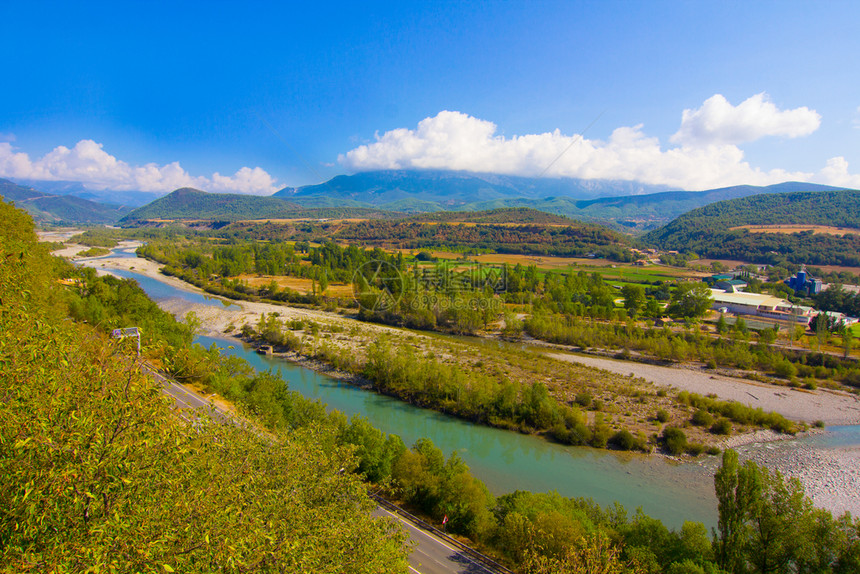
[1,0,859,194]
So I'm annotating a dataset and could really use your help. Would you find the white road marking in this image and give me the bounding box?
[377,506,497,574]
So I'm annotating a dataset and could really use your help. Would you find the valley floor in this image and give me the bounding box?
[75,244,860,519]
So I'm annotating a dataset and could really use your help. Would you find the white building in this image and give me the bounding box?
[710,290,812,324]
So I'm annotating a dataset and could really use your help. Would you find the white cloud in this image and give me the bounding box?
[670,93,820,146]
[340,108,836,190]
[818,156,860,188]
[209,167,278,195]
[0,140,279,195]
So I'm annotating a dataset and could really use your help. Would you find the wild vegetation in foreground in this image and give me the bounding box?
[6,200,860,573]
[0,201,408,573]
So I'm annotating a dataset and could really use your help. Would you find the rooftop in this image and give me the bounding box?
[710,289,788,308]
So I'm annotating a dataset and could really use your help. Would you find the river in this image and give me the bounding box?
[105,260,719,529]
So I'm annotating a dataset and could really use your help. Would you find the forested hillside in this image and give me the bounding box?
[408,207,573,224]
[0,201,409,572]
[144,207,636,259]
[645,190,860,266]
[332,219,633,257]
[120,187,304,221]
[565,181,848,229]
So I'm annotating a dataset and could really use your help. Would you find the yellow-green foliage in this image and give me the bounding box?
[0,203,408,573]
[76,246,111,257]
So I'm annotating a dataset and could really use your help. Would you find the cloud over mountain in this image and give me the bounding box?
[0,140,279,195]
[341,96,858,190]
[670,93,821,146]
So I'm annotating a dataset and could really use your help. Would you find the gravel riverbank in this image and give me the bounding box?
[548,352,860,518]
[547,351,860,426]
[733,437,860,518]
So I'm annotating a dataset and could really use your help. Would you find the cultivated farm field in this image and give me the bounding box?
[731,224,860,236]
[238,274,355,297]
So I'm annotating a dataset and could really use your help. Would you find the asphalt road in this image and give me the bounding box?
[373,507,501,574]
[142,364,233,423]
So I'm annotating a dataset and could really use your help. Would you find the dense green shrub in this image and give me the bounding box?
[691,409,714,427]
[575,392,593,408]
[677,391,796,434]
[609,429,640,451]
[686,443,705,456]
[710,418,732,435]
[662,427,688,455]
[773,358,797,379]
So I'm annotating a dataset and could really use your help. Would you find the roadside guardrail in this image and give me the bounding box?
[370,493,514,574]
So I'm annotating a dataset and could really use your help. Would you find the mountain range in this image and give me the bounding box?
[10,179,162,207]
[276,170,671,202]
[274,171,851,229]
[4,170,855,229]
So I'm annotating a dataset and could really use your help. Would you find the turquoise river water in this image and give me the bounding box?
[107,262,721,528]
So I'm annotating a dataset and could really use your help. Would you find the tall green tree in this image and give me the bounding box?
[622,284,647,317]
[667,283,713,319]
[713,449,859,574]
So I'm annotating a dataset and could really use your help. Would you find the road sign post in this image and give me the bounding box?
[111,327,141,356]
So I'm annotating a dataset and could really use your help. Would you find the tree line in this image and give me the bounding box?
[523,312,860,390]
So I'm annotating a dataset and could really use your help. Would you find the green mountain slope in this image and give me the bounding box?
[645,189,860,266]
[0,178,132,224]
[330,217,631,257]
[120,187,306,222]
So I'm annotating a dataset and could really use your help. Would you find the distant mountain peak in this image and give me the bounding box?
[273,169,674,205]
[120,187,305,222]
[172,187,207,194]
